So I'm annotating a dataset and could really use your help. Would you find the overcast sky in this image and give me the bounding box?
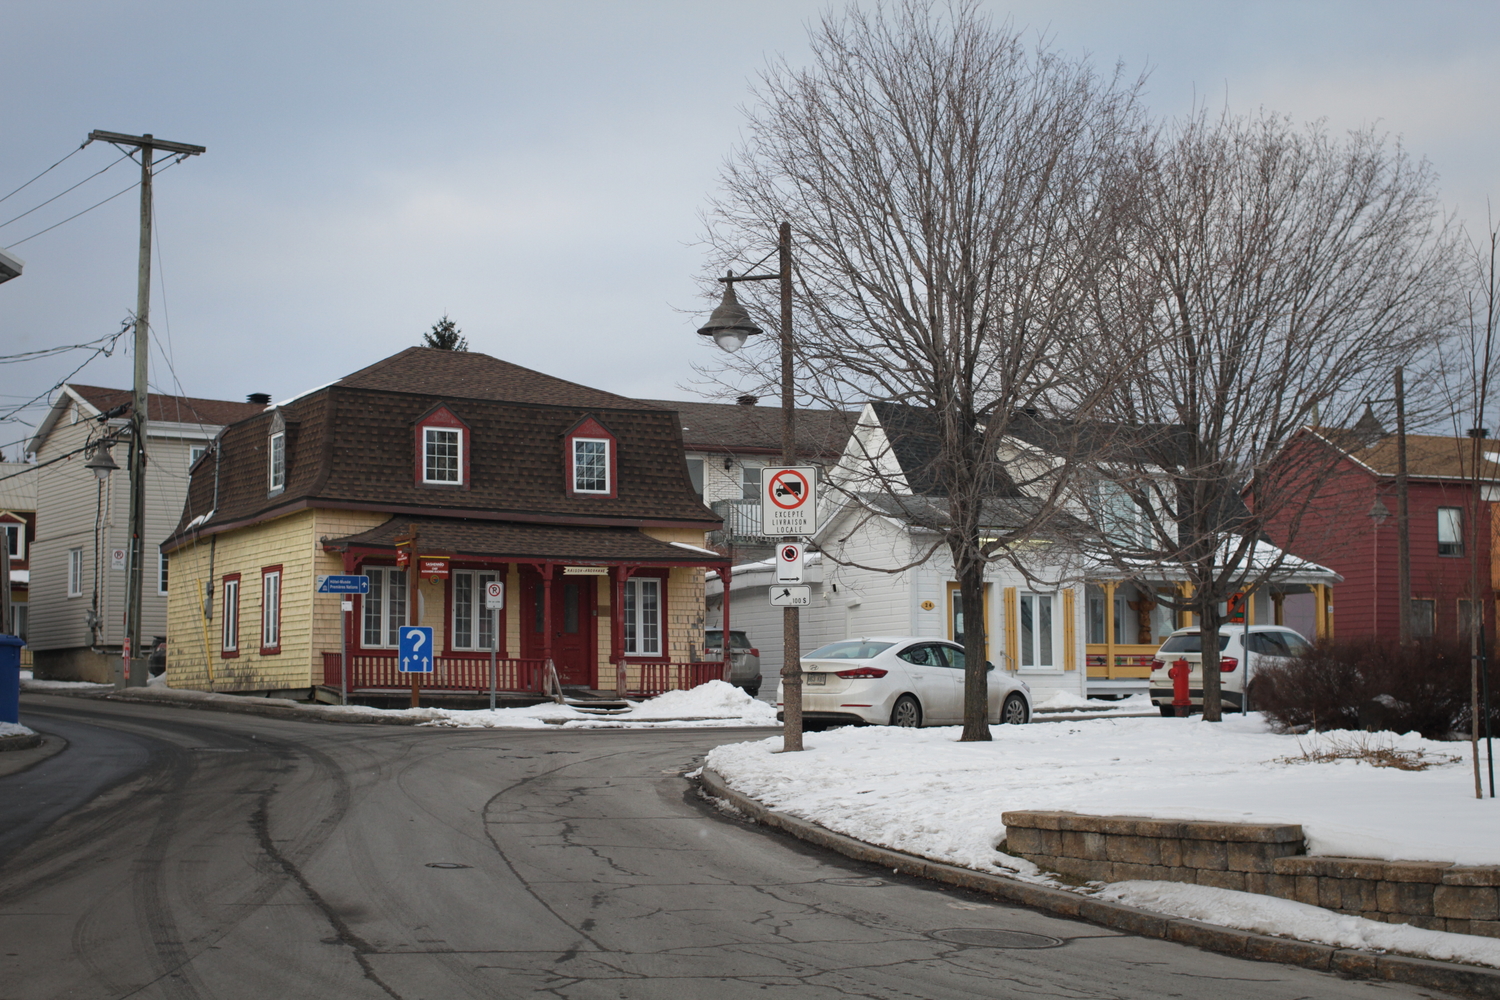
[3,1,1497,458]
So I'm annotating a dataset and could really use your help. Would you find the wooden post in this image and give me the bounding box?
[1103,581,1117,679]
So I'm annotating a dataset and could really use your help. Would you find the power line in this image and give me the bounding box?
[2,157,183,251]
[0,330,138,365]
[0,143,87,207]
[0,152,129,230]
[0,321,131,425]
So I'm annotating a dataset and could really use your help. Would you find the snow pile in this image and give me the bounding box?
[19,669,112,692]
[1100,881,1500,969]
[0,721,35,739]
[706,715,1500,872]
[424,681,778,729]
[1035,692,1154,714]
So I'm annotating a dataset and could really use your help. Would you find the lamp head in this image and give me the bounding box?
[697,276,762,354]
[85,441,118,481]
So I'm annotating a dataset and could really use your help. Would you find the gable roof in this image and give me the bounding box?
[164,349,717,550]
[1003,411,1193,468]
[864,401,1026,497]
[640,398,854,459]
[340,347,657,411]
[1312,427,1500,482]
[28,383,263,455]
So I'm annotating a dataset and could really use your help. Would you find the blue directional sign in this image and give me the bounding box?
[317,574,370,594]
[398,626,434,674]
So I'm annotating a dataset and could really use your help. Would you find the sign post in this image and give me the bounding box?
[316,575,369,706]
[485,581,504,710]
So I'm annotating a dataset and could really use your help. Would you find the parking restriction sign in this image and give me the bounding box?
[761,466,817,536]
[776,542,804,584]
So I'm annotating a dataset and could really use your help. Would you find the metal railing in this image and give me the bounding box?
[710,498,764,545]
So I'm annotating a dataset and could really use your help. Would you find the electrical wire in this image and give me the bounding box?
[0,331,137,364]
[3,157,182,250]
[0,152,129,230]
[0,321,131,425]
[0,142,87,207]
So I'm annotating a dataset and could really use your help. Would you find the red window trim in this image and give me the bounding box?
[622,568,669,660]
[260,564,283,656]
[564,415,618,499]
[413,404,472,491]
[221,572,241,658]
[441,564,510,656]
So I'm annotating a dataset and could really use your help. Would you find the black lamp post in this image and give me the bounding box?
[698,221,804,752]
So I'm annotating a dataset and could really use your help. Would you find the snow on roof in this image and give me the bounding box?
[1089,537,1341,585]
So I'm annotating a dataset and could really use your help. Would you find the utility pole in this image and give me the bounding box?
[1394,368,1411,644]
[86,131,205,687]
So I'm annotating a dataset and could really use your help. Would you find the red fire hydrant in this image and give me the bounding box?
[1169,658,1191,717]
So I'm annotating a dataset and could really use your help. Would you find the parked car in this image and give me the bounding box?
[775,637,1031,728]
[148,635,167,677]
[705,629,762,696]
[1148,625,1311,715]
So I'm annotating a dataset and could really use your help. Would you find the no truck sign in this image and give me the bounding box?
[761,466,817,537]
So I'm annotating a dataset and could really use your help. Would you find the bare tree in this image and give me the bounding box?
[704,1,1148,740]
[1082,110,1461,721]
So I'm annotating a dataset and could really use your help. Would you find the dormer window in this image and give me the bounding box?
[425,428,461,483]
[414,404,470,489]
[564,416,618,498]
[269,432,286,492]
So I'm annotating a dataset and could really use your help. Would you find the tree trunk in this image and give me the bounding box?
[958,556,992,742]
[1199,585,1223,722]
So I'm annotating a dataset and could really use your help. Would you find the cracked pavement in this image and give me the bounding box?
[0,695,1463,999]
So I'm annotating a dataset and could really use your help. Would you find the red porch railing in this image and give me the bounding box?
[322,652,549,692]
[629,661,728,697]
[322,653,731,697]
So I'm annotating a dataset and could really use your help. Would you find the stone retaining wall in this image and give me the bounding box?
[1002,810,1500,940]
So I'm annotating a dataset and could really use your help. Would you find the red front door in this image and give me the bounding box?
[521,569,597,687]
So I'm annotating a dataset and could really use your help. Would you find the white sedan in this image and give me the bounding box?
[775,637,1032,728]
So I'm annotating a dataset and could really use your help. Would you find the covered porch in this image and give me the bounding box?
[321,517,733,700]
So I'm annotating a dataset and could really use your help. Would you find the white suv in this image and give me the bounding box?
[1148,625,1312,715]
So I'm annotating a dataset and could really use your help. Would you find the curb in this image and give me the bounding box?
[24,685,432,726]
[698,767,1500,1000]
[0,732,42,752]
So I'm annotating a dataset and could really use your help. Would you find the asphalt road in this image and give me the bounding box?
[1,695,1460,999]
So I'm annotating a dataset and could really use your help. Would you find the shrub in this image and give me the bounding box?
[1253,637,1500,739]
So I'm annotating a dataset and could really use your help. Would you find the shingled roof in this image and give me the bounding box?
[67,384,264,428]
[640,398,854,459]
[329,516,715,564]
[164,348,717,550]
[1314,427,1500,482]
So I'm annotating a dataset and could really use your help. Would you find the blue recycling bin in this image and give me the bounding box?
[0,634,24,725]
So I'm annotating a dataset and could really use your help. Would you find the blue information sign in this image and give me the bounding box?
[317,574,370,594]
[398,626,434,674]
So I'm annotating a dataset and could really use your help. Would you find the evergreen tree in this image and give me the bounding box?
[422,314,468,351]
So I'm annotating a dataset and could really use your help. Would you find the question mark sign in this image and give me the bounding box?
[408,629,426,652]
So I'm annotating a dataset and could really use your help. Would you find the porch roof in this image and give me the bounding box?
[325,516,726,566]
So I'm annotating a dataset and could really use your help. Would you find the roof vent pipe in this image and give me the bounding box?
[247,393,272,405]
[736,394,759,406]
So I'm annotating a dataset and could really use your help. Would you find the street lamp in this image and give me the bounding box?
[699,221,805,752]
[86,441,119,481]
[0,248,23,285]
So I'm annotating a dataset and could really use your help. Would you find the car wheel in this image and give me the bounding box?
[1000,693,1029,725]
[743,679,761,697]
[889,694,922,728]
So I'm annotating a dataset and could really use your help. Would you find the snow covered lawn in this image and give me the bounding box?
[706,714,1499,871]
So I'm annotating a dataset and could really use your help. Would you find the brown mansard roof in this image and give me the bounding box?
[328,516,720,565]
[164,348,716,550]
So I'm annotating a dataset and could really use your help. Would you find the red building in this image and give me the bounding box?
[1263,419,1497,643]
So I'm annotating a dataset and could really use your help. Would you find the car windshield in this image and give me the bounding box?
[1158,633,1231,653]
[705,630,750,649]
[804,640,894,660]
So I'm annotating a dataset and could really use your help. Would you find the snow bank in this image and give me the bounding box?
[19,669,112,692]
[424,681,778,729]
[0,721,35,739]
[1035,692,1153,713]
[705,715,1500,871]
[1101,880,1500,969]
[619,680,777,721]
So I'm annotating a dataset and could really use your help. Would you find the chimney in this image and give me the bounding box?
[736,394,759,406]
[247,393,272,406]
[1351,402,1387,448]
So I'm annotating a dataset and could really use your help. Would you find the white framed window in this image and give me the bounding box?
[2,522,23,561]
[190,445,207,468]
[1019,592,1055,668]
[1438,506,1463,556]
[741,465,762,501]
[424,427,461,484]
[573,438,609,493]
[222,577,240,652]
[451,570,500,650]
[623,577,661,656]
[269,432,286,492]
[261,569,281,651]
[157,553,169,595]
[685,458,705,497]
[67,547,83,597]
[362,567,408,648]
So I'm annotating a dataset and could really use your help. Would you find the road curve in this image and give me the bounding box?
[1,694,1459,999]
